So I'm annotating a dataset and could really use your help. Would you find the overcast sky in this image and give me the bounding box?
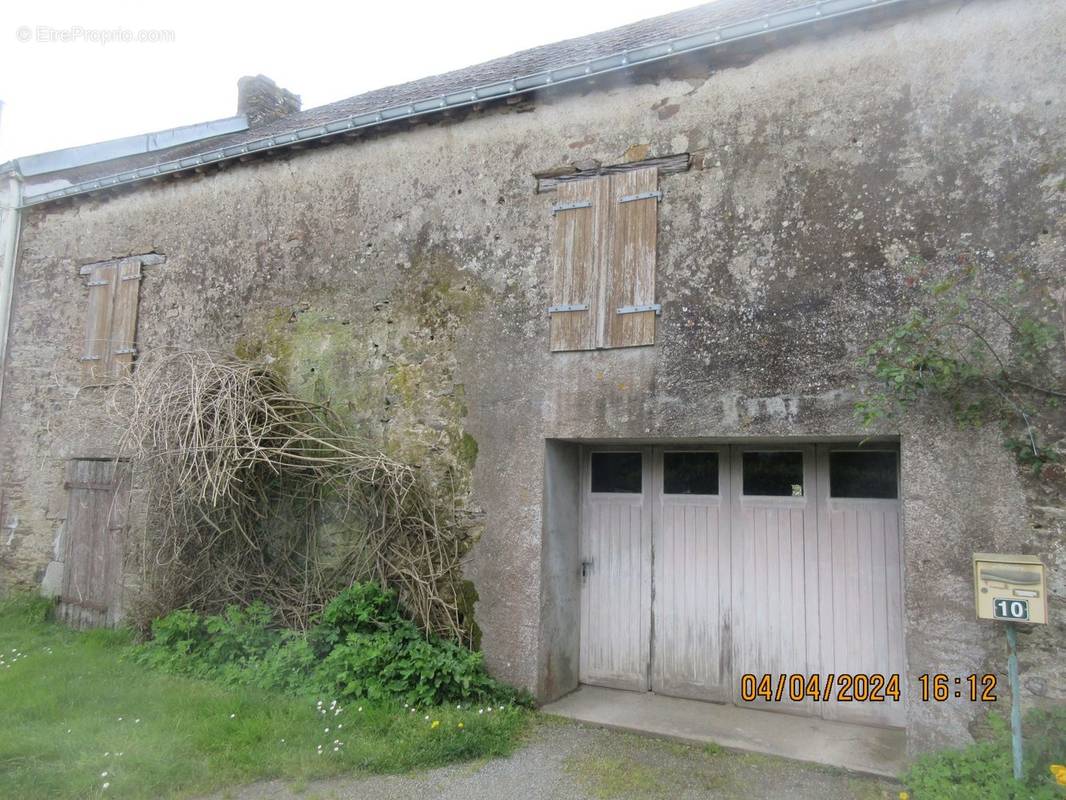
[0,0,701,163]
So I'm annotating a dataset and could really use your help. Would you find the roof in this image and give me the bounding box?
[19,0,914,206]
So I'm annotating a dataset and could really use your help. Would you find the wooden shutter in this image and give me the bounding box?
[110,258,142,375]
[80,257,142,382]
[80,263,117,383]
[59,459,128,628]
[549,177,608,352]
[605,167,659,348]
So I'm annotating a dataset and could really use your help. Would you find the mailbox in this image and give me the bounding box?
[973,553,1047,624]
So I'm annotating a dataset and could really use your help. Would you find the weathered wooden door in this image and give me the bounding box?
[651,448,733,702]
[58,459,129,628]
[815,446,906,727]
[579,448,652,691]
[730,445,820,717]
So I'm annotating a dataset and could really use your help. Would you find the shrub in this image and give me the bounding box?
[309,582,405,655]
[135,582,527,707]
[903,708,1066,799]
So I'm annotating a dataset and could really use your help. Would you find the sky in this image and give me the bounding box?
[0,0,702,163]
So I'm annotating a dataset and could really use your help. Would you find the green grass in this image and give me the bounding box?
[0,595,528,800]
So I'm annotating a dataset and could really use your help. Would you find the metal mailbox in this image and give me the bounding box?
[973,553,1047,624]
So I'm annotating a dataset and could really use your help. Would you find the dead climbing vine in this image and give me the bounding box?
[110,349,470,641]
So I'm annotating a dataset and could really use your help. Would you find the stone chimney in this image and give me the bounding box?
[237,75,301,128]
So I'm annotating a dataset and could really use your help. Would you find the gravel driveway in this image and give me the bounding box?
[209,717,902,800]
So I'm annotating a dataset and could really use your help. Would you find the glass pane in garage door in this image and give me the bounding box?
[829,451,898,498]
[663,451,719,495]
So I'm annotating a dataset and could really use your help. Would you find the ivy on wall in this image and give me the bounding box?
[857,253,1065,475]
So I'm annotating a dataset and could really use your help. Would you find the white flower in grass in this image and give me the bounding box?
[101,772,108,777]
[280,739,285,743]
[357,707,363,712]
[117,717,123,721]
[102,783,110,790]
[229,713,236,719]
[134,719,140,724]
[424,715,430,721]
[333,746,339,752]
[478,709,483,714]
[324,727,329,733]
[104,753,109,757]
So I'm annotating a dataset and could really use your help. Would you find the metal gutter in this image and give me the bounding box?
[0,168,23,415]
[15,116,249,178]
[20,0,910,208]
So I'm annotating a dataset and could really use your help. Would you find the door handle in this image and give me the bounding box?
[581,559,594,579]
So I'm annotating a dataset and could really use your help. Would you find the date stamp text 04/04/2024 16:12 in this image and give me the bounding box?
[739,673,998,703]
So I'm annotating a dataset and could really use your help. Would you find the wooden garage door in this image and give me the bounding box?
[578,443,905,728]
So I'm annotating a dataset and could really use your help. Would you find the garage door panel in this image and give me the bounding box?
[817,445,905,726]
[653,479,731,702]
[580,451,651,691]
[731,446,820,716]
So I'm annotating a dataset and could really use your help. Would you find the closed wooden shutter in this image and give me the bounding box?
[59,459,129,628]
[549,177,608,352]
[605,167,659,349]
[80,257,142,382]
[110,258,142,375]
[548,167,660,351]
[81,263,117,383]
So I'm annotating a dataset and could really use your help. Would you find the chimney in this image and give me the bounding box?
[237,75,301,128]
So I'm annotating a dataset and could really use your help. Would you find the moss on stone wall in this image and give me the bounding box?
[231,257,492,636]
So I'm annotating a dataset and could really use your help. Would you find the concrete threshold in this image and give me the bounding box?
[541,685,907,779]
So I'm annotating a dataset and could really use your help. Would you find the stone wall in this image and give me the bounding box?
[1,0,1063,754]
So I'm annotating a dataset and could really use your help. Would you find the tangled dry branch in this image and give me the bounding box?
[110,350,469,640]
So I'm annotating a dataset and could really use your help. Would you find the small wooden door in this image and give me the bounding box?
[651,447,733,702]
[58,459,129,628]
[579,448,652,691]
[730,445,820,717]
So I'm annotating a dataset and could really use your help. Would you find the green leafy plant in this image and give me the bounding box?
[135,583,529,708]
[857,255,1064,473]
[903,708,1066,799]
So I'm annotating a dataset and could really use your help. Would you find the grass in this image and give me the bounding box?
[0,595,528,800]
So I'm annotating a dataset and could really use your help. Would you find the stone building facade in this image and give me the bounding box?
[0,0,1063,758]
